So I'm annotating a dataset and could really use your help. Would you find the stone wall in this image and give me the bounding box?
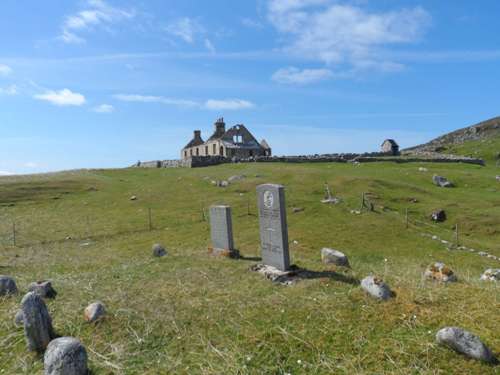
[133,152,485,169]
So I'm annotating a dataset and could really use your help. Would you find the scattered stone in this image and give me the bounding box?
[480,268,500,281]
[432,235,438,240]
[424,262,457,282]
[408,197,419,203]
[433,175,453,188]
[321,248,350,267]
[14,310,24,327]
[0,275,18,296]
[21,291,55,352]
[350,210,361,215]
[84,301,106,323]
[436,327,498,364]
[65,236,73,240]
[496,175,500,182]
[28,280,57,299]
[431,209,446,222]
[216,180,229,188]
[130,195,137,201]
[360,276,393,300]
[418,167,428,172]
[44,337,88,375]
[292,207,304,213]
[478,251,488,257]
[228,175,245,183]
[250,264,300,285]
[210,180,217,186]
[152,243,167,257]
[321,197,341,204]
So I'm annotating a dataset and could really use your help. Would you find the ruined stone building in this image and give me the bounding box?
[181,118,272,159]
[381,139,400,155]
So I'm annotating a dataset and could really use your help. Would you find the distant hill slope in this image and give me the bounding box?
[405,116,500,153]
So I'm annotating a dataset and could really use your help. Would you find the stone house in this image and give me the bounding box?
[181,118,271,159]
[381,139,400,155]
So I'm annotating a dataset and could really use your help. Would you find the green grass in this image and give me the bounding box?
[441,135,500,165]
[0,161,499,374]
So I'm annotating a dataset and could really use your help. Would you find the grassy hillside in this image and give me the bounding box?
[0,161,499,374]
[440,136,500,165]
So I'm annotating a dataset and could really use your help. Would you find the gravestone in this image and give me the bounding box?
[257,184,290,271]
[209,205,237,257]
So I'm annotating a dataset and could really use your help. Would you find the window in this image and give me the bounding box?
[220,146,224,156]
[184,151,187,158]
[213,144,216,154]
[190,149,193,156]
[233,135,243,143]
[196,148,199,156]
[205,146,208,155]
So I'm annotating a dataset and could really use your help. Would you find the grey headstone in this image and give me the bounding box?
[14,309,24,327]
[0,275,18,296]
[209,205,236,256]
[361,275,393,300]
[84,301,106,323]
[44,337,88,375]
[432,175,453,188]
[436,327,497,363]
[257,184,290,271]
[28,280,57,299]
[21,291,55,352]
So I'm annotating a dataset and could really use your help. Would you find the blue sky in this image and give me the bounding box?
[1,0,499,174]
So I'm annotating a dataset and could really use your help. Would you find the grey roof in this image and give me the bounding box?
[260,139,271,149]
[184,136,204,149]
[381,139,399,147]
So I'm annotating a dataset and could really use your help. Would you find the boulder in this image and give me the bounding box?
[432,175,453,188]
[21,291,55,352]
[436,327,497,364]
[130,195,137,201]
[292,207,304,213]
[321,248,350,267]
[28,280,57,299]
[430,210,447,222]
[44,337,88,375]
[496,175,500,182]
[480,268,500,282]
[424,262,457,282]
[360,276,393,300]
[219,180,230,188]
[152,243,167,257]
[84,301,106,323]
[0,275,18,296]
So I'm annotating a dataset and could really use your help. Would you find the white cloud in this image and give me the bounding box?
[204,39,216,54]
[92,104,114,113]
[113,94,199,108]
[241,18,264,29]
[164,17,204,43]
[204,99,255,111]
[113,94,255,111]
[60,0,134,44]
[0,64,12,76]
[34,89,86,106]
[0,170,15,176]
[24,162,38,168]
[267,1,431,72]
[272,66,333,84]
[0,84,18,96]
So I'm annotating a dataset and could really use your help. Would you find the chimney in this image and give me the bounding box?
[193,130,202,140]
[214,117,225,133]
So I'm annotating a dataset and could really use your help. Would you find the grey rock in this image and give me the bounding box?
[219,180,229,187]
[130,195,137,201]
[321,248,350,267]
[28,280,57,299]
[44,337,88,375]
[0,275,18,296]
[433,175,453,188]
[424,262,457,282]
[228,175,245,182]
[152,243,167,257]
[431,209,446,222]
[480,268,500,282]
[496,175,500,182]
[361,276,393,300]
[84,301,106,323]
[14,309,24,327]
[436,327,497,363]
[21,291,55,352]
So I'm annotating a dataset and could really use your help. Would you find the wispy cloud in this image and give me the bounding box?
[60,0,135,44]
[113,94,255,111]
[272,66,333,84]
[0,170,15,176]
[0,84,18,96]
[24,162,38,168]
[0,64,12,76]
[241,18,264,29]
[34,89,86,106]
[92,103,114,113]
[164,17,204,43]
[204,99,255,110]
[204,39,216,54]
[268,0,431,74]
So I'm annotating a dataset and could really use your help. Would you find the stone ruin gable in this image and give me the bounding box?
[219,124,267,158]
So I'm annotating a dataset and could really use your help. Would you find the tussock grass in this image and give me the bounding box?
[0,162,499,374]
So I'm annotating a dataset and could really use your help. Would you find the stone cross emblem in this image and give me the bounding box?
[263,190,274,209]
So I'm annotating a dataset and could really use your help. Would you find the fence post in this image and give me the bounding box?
[247,196,251,216]
[360,192,365,211]
[148,208,153,231]
[12,221,16,247]
[405,208,409,229]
